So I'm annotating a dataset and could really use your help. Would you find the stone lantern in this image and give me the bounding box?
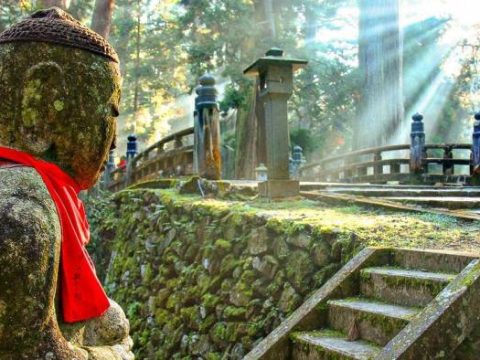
[255,163,268,181]
[244,48,308,198]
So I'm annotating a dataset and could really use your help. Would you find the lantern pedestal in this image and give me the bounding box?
[258,179,300,199]
[244,48,307,199]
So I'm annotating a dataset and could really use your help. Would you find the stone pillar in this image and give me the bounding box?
[244,48,307,198]
[410,113,425,174]
[194,74,222,180]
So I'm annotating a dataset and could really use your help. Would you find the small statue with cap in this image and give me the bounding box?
[0,7,132,360]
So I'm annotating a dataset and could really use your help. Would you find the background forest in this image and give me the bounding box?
[1,0,480,178]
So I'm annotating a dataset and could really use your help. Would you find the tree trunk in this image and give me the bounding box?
[355,0,404,149]
[37,0,67,9]
[234,85,257,179]
[91,0,115,39]
[263,0,276,43]
[234,0,277,179]
[130,0,141,134]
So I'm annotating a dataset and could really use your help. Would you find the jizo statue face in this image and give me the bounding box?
[0,41,121,189]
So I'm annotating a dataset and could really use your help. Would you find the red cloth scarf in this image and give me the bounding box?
[0,146,109,322]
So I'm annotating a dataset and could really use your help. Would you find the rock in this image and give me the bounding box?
[189,334,211,356]
[285,250,315,294]
[248,228,269,255]
[312,242,331,267]
[229,282,253,307]
[223,306,247,320]
[156,288,170,308]
[278,283,301,313]
[84,300,130,347]
[288,232,311,249]
[272,237,290,259]
[252,255,279,280]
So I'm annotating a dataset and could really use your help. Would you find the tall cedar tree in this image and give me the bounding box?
[91,0,115,39]
[356,0,404,149]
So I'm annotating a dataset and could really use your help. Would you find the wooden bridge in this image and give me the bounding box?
[300,143,473,184]
[105,127,194,192]
[101,51,480,193]
[103,113,480,192]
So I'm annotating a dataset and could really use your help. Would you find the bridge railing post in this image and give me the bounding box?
[471,112,480,184]
[344,155,353,180]
[410,113,426,175]
[289,145,304,179]
[126,134,138,185]
[174,135,183,149]
[443,145,454,175]
[373,151,383,178]
[194,74,221,180]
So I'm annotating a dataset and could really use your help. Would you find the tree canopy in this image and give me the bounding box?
[0,0,479,166]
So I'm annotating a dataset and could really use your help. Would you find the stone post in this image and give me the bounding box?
[471,112,480,184]
[410,113,425,174]
[194,74,222,180]
[126,134,138,186]
[244,48,308,198]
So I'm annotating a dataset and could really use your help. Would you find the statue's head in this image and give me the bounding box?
[0,8,121,189]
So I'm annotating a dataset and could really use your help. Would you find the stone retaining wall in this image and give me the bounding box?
[89,189,362,359]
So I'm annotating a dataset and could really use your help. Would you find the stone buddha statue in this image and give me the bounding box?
[0,7,132,360]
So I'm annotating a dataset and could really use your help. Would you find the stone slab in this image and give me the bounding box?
[384,196,480,209]
[258,179,299,198]
[362,267,456,283]
[328,298,419,320]
[292,330,381,360]
[360,267,454,307]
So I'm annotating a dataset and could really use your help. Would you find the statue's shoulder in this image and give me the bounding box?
[0,165,60,237]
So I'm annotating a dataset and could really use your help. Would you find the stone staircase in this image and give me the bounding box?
[245,248,480,360]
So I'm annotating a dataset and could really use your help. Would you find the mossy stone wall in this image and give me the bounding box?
[90,189,361,359]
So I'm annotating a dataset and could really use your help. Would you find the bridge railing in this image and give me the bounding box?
[299,113,480,184]
[299,143,472,183]
[105,127,194,192]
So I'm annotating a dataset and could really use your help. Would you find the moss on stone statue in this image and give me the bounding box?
[0,42,121,188]
[0,166,71,358]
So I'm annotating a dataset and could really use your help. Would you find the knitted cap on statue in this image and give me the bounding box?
[0,7,118,62]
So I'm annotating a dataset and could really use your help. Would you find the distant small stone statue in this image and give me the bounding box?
[0,8,132,360]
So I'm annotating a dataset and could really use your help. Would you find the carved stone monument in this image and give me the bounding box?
[0,8,132,360]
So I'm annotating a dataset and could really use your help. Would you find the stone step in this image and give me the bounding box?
[327,297,420,346]
[391,248,475,274]
[291,330,381,360]
[326,188,480,198]
[383,196,480,210]
[360,267,455,307]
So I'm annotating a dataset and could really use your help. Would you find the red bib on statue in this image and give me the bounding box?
[0,146,110,322]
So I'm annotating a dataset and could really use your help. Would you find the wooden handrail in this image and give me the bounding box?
[105,127,195,191]
[131,127,194,166]
[300,142,475,184]
[302,143,472,171]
